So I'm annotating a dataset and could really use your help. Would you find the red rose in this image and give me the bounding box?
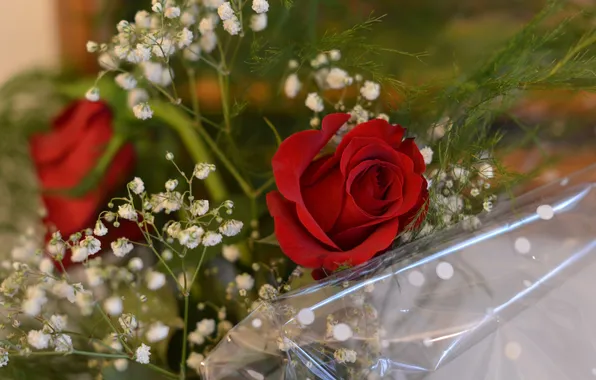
[29,100,138,267]
[267,113,428,271]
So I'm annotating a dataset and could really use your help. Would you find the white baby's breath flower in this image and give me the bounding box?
[85,87,100,102]
[200,32,217,53]
[334,348,357,364]
[311,53,328,68]
[326,68,349,89]
[204,0,225,8]
[80,236,101,256]
[115,73,137,90]
[250,13,267,32]
[85,267,103,287]
[223,16,241,35]
[52,281,77,303]
[188,330,205,345]
[305,92,324,112]
[235,273,255,290]
[114,359,129,372]
[54,334,73,353]
[128,257,144,272]
[146,322,170,343]
[118,204,137,220]
[420,146,433,165]
[164,6,180,18]
[47,239,65,257]
[128,177,145,195]
[23,286,48,316]
[183,43,201,61]
[86,41,99,52]
[39,257,54,274]
[252,0,269,13]
[222,244,240,262]
[127,89,149,110]
[288,59,299,69]
[360,80,380,101]
[116,20,130,33]
[258,284,278,300]
[133,102,153,120]
[166,222,182,238]
[181,11,196,26]
[193,163,216,179]
[219,220,243,237]
[152,37,175,57]
[199,17,215,34]
[470,188,480,197]
[152,2,163,13]
[71,246,89,263]
[202,231,222,247]
[111,238,134,258]
[135,10,152,28]
[48,315,68,332]
[329,49,341,61]
[179,226,204,249]
[284,74,301,98]
[130,44,151,63]
[177,27,194,48]
[190,200,209,216]
[478,162,494,179]
[0,348,8,368]
[187,352,204,373]
[197,319,216,336]
[98,52,118,70]
[165,179,179,191]
[104,296,123,316]
[377,113,390,121]
[135,343,151,364]
[217,2,235,20]
[146,270,166,290]
[94,220,108,236]
[27,330,51,350]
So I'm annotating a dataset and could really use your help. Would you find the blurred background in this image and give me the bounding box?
[3,0,595,181]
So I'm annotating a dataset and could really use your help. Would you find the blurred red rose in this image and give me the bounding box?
[267,113,428,272]
[29,100,139,267]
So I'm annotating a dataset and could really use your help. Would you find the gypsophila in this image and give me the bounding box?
[133,102,153,120]
[305,92,324,112]
[27,330,51,349]
[135,343,151,364]
[117,204,137,220]
[187,352,204,373]
[179,226,204,249]
[326,68,349,89]
[86,41,99,52]
[94,220,108,236]
[146,270,166,290]
[115,73,137,90]
[197,319,216,336]
[252,0,269,13]
[199,17,215,34]
[194,163,216,179]
[200,32,217,53]
[128,88,149,108]
[146,322,170,343]
[80,236,101,255]
[222,244,240,262]
[258,284,278,300]
[111,238,134,258]
[165,179,179,191]
[202,231,223,246]
[104,296,123,316]
[218,2,235,20]
[190,200,209,216]
[181,11,196,26]
[219,219,243,237]
[223,16,241,35]
[164,6,181,18]
[235,273,255,290]
[54,334,73,353]
[85,87,100,102]
[360,80,380,101]
[420,147,433,165]
[250,13,267,32]
[334,348,357,364]
[177,27,194,48]
[284,74,302,98]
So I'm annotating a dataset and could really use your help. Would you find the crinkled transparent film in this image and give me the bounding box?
[203,164,596,380]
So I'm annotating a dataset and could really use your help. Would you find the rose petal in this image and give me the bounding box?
[336,118,405,157]
[397,138,426,175]
[398,179,430,231]
[31,101,112,165]
[267,191,334,268]
[272,113,350,249]
[339,137,404,176]
[301,163,345,232]
[322,219,400,271]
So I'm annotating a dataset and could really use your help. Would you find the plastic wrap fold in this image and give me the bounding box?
[203,165,596,379]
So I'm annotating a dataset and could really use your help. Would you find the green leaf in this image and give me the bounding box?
[256,233,279,246]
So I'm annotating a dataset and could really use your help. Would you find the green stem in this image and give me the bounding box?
[189,246,208,286]
[253,177,276,198]
[152,101,230,203]
[152,101,253,199]
[72,350,128,359]
[96,305,132,354]
[179,294,190,380]
[217,73,232,134]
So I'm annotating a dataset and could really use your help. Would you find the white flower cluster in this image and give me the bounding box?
[86,0,271,119]
[282,50,383,136]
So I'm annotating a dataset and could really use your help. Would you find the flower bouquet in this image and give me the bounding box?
[1,0,596,379]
